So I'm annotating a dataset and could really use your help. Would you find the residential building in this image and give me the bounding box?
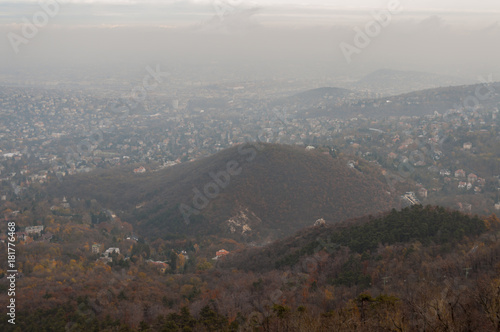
[92,244,103,254]
[25,225,44,235]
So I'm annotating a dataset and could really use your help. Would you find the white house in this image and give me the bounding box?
[104,247,120,257]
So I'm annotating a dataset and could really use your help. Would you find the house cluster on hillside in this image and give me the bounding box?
[17,225,53,243]
[92,244,121,263]
[453,169,484,192]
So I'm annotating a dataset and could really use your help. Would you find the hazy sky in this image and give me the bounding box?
[3,0,500,26]
[1,0,500,83]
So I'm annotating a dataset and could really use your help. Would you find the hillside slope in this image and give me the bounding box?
[222,205,487,272]
[50,143,399,241]
[3,204,500,331]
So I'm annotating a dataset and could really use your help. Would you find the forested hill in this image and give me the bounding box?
[49,143,398,241]
[3,205,500,331]
[222,205,488,272]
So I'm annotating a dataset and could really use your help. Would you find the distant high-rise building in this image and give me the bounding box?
[172,99,179,109]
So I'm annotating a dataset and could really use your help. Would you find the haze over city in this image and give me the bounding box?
[2,0,500,84]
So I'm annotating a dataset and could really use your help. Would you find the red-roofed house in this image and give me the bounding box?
[213,249,230,260]
[467,173,478,183]
[134,166,146,174]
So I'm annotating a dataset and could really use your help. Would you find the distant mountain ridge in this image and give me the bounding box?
[292,81,500,119]
[269,86,354,110]
[354,69,471,95]
[291,87,352,101]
